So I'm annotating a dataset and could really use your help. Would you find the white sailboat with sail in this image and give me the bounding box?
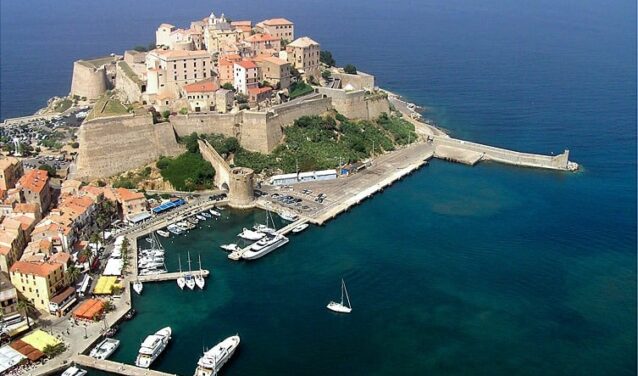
[327,279,352,314]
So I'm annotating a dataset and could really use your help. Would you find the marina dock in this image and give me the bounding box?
[72,355,177,376]
[137,269,210,283]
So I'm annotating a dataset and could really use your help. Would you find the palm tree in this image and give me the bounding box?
[65,265,81,284]
[17,297,35,329]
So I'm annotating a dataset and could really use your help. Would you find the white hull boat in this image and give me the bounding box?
[242,234,289,260]
[177,255,185,289]
[202,212,212,218]
[279,211,298,222]
[167,224,183,235]
[209,209,221,217]
[220,243,239,252]
[135,327,172,368]
[292,223,309,233]
[90,338,120,360]
[185,252,196,290]
[133,281,143,295]
[327,279,352,314]
[61,366,88,376]
[196,214,207,221]
[156,230,170,238]
[193,335,240,376]
[195,254,206,289]
[253,224,277,235]
[237,228,265,241]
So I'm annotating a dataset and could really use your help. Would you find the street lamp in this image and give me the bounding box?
[83,326,88,339]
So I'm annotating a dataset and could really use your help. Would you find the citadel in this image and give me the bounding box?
[70,11,391,179]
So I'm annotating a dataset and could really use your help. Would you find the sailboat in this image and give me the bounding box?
[185,252,196,290]
[177,255,185,290]
[327,279,352,314]
[195,254,205,289]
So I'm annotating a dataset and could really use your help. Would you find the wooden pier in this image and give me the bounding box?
[138,269,210,283]
[72,355,177,376]
[228,218,308,261]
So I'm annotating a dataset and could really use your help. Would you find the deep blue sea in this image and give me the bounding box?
[1,0,636,375]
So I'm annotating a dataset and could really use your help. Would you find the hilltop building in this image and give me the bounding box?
[17,170,51,214]
[286,37,321,80]
[255,18,295,41]
[234,60,259,94]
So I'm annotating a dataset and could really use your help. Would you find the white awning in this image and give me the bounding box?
[0,345,26,373]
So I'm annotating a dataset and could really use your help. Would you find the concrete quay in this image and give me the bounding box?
[138,269,210,283]
[71,355,177,376]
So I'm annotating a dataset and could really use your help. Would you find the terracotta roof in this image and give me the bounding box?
[287,36,319,48]
[50,286,75,305]
[183,79,218,93]
[260,18,293,26]
[253,55,289,65]
[231,20,252,26]
[235,60,257,69]
[248,87,273,95]
[246,33,279,43]
[116,188,145,202]
[14,203,40,214]
[10,260,62,278]
[49,251,70,265]
[151,49,210,60]
[18,169,49,193]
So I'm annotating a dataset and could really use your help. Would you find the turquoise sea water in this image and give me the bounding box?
[1,0,636,375]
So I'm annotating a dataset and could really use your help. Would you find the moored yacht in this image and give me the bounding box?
[167,224,183,235]
[242,234,289,260]
[220,243,239,252]
[237,228,265,241]
[253,224,277,235]
[135,327,172,368]
[156,230,170,238]
[209,209,221,217]
[61,366,87,376]
[279,211,298,222]
[89,338,120,360]
[193,335,240,376]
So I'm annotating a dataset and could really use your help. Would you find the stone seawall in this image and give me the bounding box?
[316,87,389,120]
[432,136,578,171]
[75,114,182,179]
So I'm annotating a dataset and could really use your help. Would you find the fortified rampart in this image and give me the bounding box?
[431,136,578,171]
[115,62,144,104]
[70,61,108,100]
[75,114,182,179]
[197,139,231,189]
[316,87,389,121]
[331,71,375,90]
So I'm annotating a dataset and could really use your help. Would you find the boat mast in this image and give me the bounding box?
[340,279,345,305]
[343,279,351,309]
[178,255,182,273]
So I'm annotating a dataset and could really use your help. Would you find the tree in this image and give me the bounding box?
[65,265,81,284]
[221,83,235,91]
[161,110,171,120]
[321,70,332,80]
[43,343,66,358]
[96,180,107,187]
[320,50,336,66]
[179,107,188,115]
[235,94,248,104]
[281,38,290,48]
[38,164,56,177]
[344,64,357,74]
[17,298,35,329]
[70,142,79,148]
[133,45,147,52]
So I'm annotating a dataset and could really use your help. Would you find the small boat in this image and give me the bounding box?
[292,223,309,233]
[61,366,88,376]
[214,205,224,211]
[167,224,183,235]
[135,327,172,368]
[196,214,207,221]
[188,216,199,224]
[279,211,298,222]
[253,224,277,235]
[145,238,154,243]
[220,243,239,252]
[193,335,241,376]
[202,212,212,218]
[105,325,119,337]
[209,209,221,217]
[177,255,185,290]
[133,280,143,295]
[125,309,136,320]
[139,269,167,276]
[195,254,205,289]
[185,252,196,290]
[90,338,120,360]
[157,230,170,238]
[242,234,289,260]
[237,228,265,241]
[327,279,352,314]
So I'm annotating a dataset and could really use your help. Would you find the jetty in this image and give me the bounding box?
[71,355,177,376]
[138,269,210,283]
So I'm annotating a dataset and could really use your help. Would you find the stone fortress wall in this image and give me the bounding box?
[70,56,120,100]
[75,113,183,179]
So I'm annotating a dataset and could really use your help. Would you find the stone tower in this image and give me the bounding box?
[228,167,254,208]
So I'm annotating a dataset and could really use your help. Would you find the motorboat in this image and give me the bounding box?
[196,214,207,221]
[89,338,120,360]
[139,269,167,276]
[133,280,143,295]
[327,279,352,314]
[253,224,277,235]
[220,243,239,252]
[279,211,298,222]
[237,228,265,241]
[193,335,241,376]
[202,212,212,218]
[242,234,289,260]
[188,216,199,224]
[195,254,205,289]
[125,309,136,320]
[135,327,172,368]
[61,366,87,376]
[145,238,154,243]
[177,255,185,290]
[167,224,184,235]
[139,249,165,257]
[209,209,221,217]
[138,260,164,269]
[292,223,309,233]
[157,230,170,238]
